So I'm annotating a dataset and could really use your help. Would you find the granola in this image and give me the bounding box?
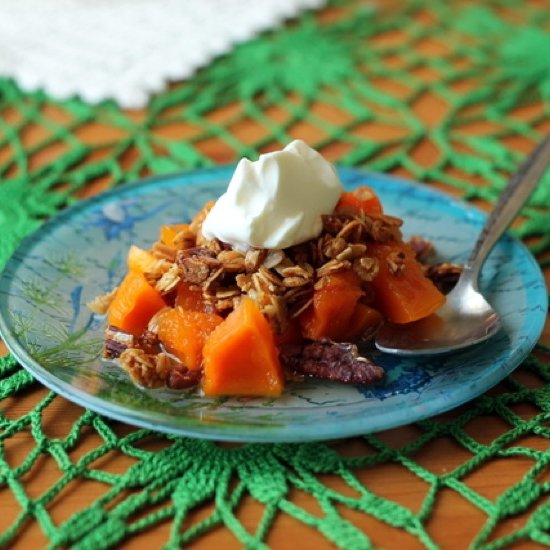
[97,183,453,395]
[138,207,403,329]
[86,289,117,315]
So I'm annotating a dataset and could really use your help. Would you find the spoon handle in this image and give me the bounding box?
[463,132,550,285]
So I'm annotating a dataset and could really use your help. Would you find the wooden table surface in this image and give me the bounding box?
[1,8,549,548]
[2,125,549,550]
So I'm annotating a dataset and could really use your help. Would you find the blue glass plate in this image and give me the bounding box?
[0,167,546,442]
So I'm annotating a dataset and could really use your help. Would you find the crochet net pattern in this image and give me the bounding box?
[0,1,549,547]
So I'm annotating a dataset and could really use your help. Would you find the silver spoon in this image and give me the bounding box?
[375,132,550,356]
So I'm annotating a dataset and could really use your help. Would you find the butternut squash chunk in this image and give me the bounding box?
[156,307,223,370]
[369,241,445,324]
[127,245,157,274]
[345,302,383,340]
[336,186,383,215]
[299,271,363,341]
[160,223,190,247]
[175,281,212,312]
[108,270,166,335]
[202,297,284,397]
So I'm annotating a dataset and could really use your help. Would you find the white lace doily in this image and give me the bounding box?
[0,0,325,108]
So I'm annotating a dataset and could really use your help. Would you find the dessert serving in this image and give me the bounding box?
[88,141,457,397]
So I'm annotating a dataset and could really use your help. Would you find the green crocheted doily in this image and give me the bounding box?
[1,1,549,548]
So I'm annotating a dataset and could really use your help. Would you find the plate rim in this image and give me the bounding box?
[0,166,547,442]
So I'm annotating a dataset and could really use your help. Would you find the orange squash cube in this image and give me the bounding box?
[369,242,445,324]
[108,270,166,335]
[335,186,383,215]
[156,307,223,370]
[175,281,212,313]
[202,297,284,397]
[160,223,190,247]
[127,245,157,274]
[299,271,363,341]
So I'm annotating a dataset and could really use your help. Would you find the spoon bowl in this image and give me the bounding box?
[375,132,550,356]
[375,280,501,355]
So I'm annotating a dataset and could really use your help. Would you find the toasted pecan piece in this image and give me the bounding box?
[103,325,134,358]
[424,262,463,294]
[279,339,384,385]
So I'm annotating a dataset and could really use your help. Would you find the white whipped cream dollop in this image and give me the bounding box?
[201,140,343,250]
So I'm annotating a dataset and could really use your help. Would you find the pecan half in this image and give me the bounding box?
[136,330,161,355]
[177,248,220,283]
[407,235,435,261]
[167,365,203,389]
[103,325,134,358]
[424,262,463,294]
[279,340,384,385]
